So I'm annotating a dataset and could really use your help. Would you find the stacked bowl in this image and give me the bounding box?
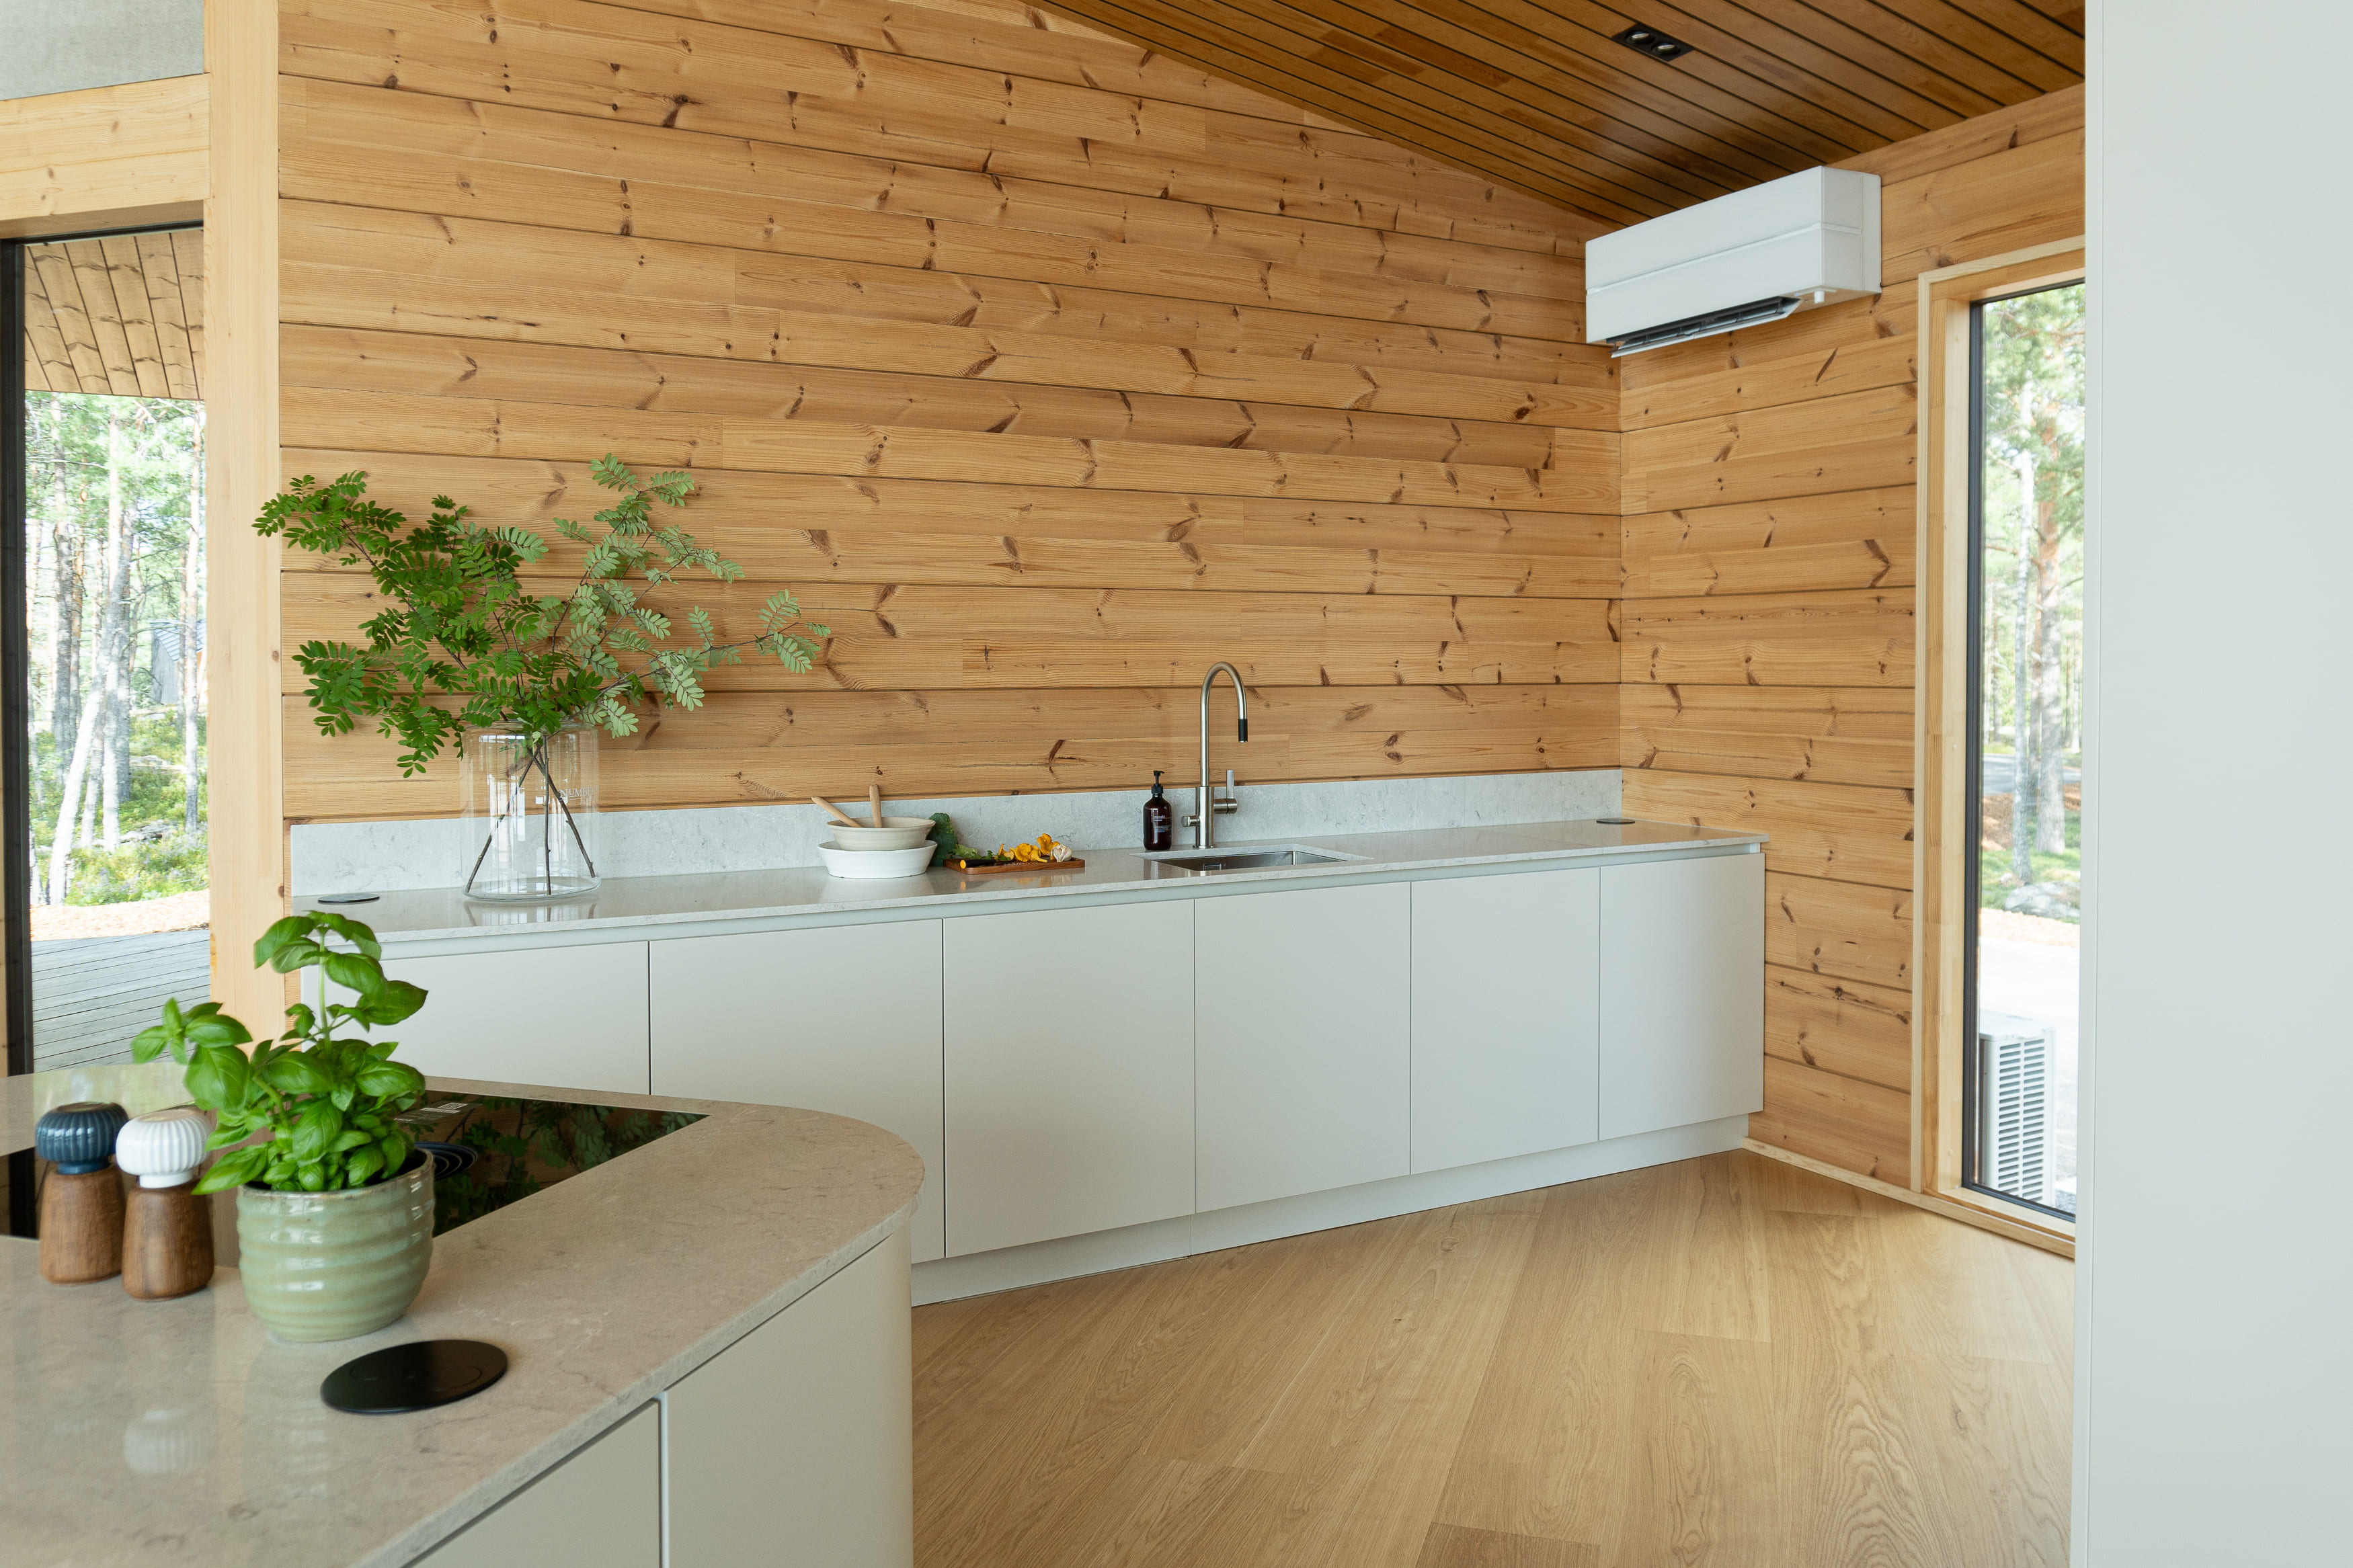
[817,817,939,879]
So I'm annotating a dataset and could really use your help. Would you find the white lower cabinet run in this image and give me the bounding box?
[1195,881,1412,1212]
[382,942,651,1098]
[942,901,1194,1256]
[649,921,947,1263]
[1597,853,1766,1139]
[1410,868,1600,1172]
[374,845,1764,1303]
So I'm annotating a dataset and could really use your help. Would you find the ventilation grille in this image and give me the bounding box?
[1977,1012,2050,1205]
[1604,294,1802,357]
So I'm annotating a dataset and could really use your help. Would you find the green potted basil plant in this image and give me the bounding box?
[133,912,436,1342]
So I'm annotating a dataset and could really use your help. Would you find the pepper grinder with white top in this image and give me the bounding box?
[116,1108,217,1301]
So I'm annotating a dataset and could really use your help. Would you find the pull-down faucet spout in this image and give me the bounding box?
[1187,662,1248,848]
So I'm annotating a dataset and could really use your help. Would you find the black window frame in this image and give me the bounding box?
[1961,281,2080,1225]
[1,222,205,1085]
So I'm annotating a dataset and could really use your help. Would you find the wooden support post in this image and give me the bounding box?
[204,2,284,1024]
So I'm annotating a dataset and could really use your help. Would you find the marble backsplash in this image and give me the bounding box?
[288,769,1624,896]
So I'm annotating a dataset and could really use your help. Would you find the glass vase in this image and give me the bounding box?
[458,723,601,901]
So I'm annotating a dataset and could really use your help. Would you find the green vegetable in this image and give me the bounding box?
[131,913,430,1194]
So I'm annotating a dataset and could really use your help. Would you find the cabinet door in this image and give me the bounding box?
[1598,853,1765,1140]
[1410,868,1599,1173]
[942,900,1193,1255]
[381,944,649,1097]
[664,1229,913,1568]
[651,922,945,1264]
[416,1401,660,1567]
[1195,882,1411,1212]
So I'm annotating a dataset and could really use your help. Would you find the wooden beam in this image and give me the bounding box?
[0,76,208,239]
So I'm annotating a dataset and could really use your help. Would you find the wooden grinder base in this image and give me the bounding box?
[123,1182,216,1300]
[38,1168,125,1284]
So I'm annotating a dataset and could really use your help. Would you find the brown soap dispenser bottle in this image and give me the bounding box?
[1144,771,1174,852]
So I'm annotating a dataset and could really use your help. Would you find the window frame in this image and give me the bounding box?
[1914,240,2085,1242]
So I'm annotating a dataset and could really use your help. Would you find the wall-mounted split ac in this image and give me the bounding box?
[1586,167,1882,357]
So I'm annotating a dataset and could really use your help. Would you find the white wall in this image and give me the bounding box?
[2077,4,2353,1562]
[0,1,204,101]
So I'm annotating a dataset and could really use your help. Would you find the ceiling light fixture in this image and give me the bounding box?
[1611,23,1693,62]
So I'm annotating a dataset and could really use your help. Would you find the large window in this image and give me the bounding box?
[3,229,209,1076]
[1965,282,2084,1219]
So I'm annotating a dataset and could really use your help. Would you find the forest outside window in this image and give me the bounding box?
[1967,282,2084,1219]
[3,227,210,1076]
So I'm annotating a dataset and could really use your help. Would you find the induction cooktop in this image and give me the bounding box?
[396,1093,705,1235]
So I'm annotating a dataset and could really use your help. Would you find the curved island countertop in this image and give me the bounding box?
[1,1069,923,1568]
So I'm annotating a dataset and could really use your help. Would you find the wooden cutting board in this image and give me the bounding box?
[946,858,1086,875]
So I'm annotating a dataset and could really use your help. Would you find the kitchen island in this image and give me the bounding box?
[1,1069,922,1567]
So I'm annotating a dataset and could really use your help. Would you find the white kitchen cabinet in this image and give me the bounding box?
[415,1401,660,1567]
[664,1230,914,1568]
[942,900,1194,1255]
[1410,868,1600,1172]
[1597,852,1765,1140]
[381,943,649,1097]
[1194,881,1412,1211]
[650,921,945,1263]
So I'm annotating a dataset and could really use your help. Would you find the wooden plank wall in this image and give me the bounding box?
[272,0,1623,822]
[1619,86,2084,1182]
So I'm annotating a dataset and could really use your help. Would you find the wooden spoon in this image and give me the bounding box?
[869,784,884,827]
[809,795,859,827]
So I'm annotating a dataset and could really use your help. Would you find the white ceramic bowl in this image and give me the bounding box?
[821,816,937,851]
[817,841,939,879]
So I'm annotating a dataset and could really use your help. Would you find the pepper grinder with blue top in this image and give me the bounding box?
[34,1101,130,1284]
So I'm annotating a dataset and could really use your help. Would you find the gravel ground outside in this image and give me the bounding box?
[30,890,210,942]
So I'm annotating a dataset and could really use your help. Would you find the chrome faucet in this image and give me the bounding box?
[1185,662,1248,848]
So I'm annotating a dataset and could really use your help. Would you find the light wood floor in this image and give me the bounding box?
[913,1151,2073,1568]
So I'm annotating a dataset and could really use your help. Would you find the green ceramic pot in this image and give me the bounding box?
[235,1153,434,1342]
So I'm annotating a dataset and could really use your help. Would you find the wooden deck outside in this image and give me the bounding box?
[30,930,210,1072]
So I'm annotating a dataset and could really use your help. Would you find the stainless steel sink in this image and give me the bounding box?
[1142,847,1356,876]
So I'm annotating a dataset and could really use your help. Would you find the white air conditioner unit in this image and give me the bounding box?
[1586,167,1882,357]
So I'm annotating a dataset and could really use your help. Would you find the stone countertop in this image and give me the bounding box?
[0,1071,923,1568]
[297,817,1765,944]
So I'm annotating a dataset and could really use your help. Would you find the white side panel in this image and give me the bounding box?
[664,1229,914,1568]
[1410,868,1600,1171]
[383,944,649,1097]
[941,900,1195,1256]
[2080,6,2353,1562]
[1194,881,1411,1211]
[1597,854,1763,1139]
[650,923,945,1263]
[416,1402,660,1568]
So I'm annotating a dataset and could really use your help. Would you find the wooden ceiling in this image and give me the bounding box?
[20,230,205,401]
[1037,0,2084,230]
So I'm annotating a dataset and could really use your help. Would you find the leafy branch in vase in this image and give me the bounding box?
[257,456,829,881]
